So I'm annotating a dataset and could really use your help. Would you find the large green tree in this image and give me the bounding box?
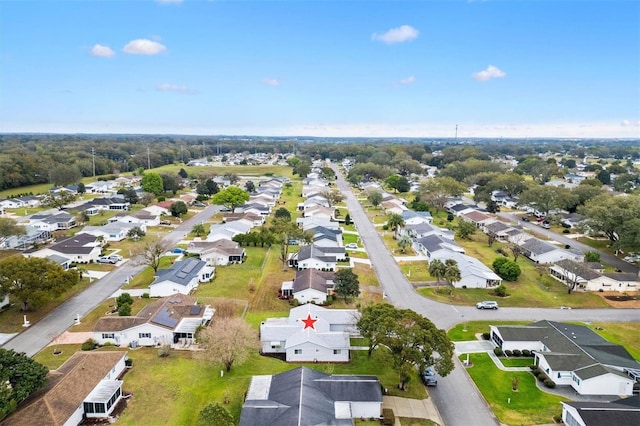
[333,268,360,302]
[0,257,79,311]
[517,185,577,216]
[211,186,250,212]
[428,259,446,284]
[415,177,466,211]
[170,200,188,217]
[141,172,164,196]
[0,218,26,239]
[579,193,640,250]
[386,213,405,232]
[443,259,461,287]
[367,190,383,209]
[357,304,454,389]
[0,348,48,420]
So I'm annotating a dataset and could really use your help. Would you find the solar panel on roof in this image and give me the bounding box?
[190,306,201,315]
[181,260,199,274]
[176,272,188,279]
[152,307,179,328]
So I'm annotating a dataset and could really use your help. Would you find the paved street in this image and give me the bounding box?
[2,205,222,357]
[332,164,640,426]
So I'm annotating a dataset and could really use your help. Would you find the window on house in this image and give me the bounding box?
[84,402,95,414]
[139,333,151,339]
[333,350,341,355]
[294,349,302,354]
[95,403,106,413]
[102,333,115,339]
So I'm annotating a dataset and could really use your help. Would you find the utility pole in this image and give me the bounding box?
[92,147,96,177]
[455,124,458,141]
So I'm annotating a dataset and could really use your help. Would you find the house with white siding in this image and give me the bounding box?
[79,222,145,242]
[561,397,640,426]
[240,367,382,425]
[259,304,359,362]
[149,259,214,297]
[520,238,584,264]
[548,260,639,293]
[490,321,639,396]
[93,294,214,347]
[25,233,102,263]
[187,239,246,266]
[288,244,345,271]
[280,269,335,304]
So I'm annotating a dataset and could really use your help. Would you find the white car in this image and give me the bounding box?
[476,301,499,310]
[345,243,358,249]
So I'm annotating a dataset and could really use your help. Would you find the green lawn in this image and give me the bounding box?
[398,261,432,282]
[353,262,380,287]
[499,357,535,368]
[447,321,531,342]
[461,353,566,425]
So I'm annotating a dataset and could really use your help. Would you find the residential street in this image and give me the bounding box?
[332,164,640,426]
[1,205,221,357]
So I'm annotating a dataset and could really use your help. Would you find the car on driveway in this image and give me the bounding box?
[97,256,118,264]
[476,300,499,310]
[345,243,358,249]
[421,366,438,386]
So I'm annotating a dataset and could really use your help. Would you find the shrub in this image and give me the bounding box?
[382,224,389,231]
[141,293,150,299]
[81,338,97,351]
[116,292,134,308]
[482,332,491,340]
[543,379,556,388]
[494,347,503,356]
[382,408,395,426]
[563,229,570,234]
[493,258,521,281]
[325,295,333,305]
[492,257,509,271]
[529,364,538,370]
[504,349,513,357]
[125,358,133,367]
[494,284,508,297]
[512,349,522,357]
[118,303,132,316]
[495,248,507,256]
[522,349,531,357]
[538,373,547,382]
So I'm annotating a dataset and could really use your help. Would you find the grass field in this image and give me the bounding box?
[498,357,535,368]
[398,261,432,282]
[461,353,566,425]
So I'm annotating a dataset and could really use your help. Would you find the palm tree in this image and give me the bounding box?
[428,259,446,284]
[397,234,412,254]
[191,223,206,237]
[386,213,405,233]
[443,259,461,287]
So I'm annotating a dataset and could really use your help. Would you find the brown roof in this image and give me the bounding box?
[4,351,126,426]
[463,211,492,222]
[223,212,263,223]
[292,269,335,293]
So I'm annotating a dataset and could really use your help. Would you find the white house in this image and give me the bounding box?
[520,238,584,264]
[561,397,640,426]
[490,321,639,396]
[0,294,9,310]
[240,367,383,425]
[93,294,214,347]
[149,259,214,297]
[548,260,639,293]
[110,210,160,227]
[431,251,502,289]
[187,239,246,266]
[259,304,359,362]
[289,244,345,271]
[5,351,128,426]
[280,268,335,304]
[79,222,145,242]
[25,233,102,264]
[29,211,76,232]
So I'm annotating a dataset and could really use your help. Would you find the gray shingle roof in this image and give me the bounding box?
[152,258,206,287]
[563,397,640,426]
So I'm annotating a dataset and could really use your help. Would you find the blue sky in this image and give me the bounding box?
[1,0,639,138]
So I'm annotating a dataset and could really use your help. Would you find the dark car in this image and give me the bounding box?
[522,216,529,222]
[421,366,438,386]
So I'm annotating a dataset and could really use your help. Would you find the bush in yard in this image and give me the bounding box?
[494,347,503,356]
[118,303,132,316]
[544,379,556,388]
[482,332,491,340]
[492,257,509,271]
[505,349,512,357]
[529,364,538,370]
[522,349,531,357]
[382,408,395,426]
[141,292,149,299]
[512,349,522,357]
[563,229,570,234]
[538,373,548,382]
[493,258,521,281]
[81,338,97,351]
[494,284,508,297]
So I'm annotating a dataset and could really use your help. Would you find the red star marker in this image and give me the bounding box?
[301,314,317,330]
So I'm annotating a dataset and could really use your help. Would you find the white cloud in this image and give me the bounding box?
[621,119,640,127]
[156,83,193,94]
[262,78,280,87]
[472,65,506,81]
[372,25,419,44]
[90,44,115,58]
[123,39,167,55]
[399,76,416,85]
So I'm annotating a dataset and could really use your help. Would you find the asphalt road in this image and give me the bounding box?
[2,205,222,357]
[332,165,640,426]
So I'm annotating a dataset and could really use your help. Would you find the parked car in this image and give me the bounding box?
[193,202,206,207]
[521,216,529,222]
[476,300,499,310]
[541,221,551,229]
[421,366,438,386]
[159,220,172,226]
[97,256,118,264]
[107,254,123,262]
[345,243,358,249]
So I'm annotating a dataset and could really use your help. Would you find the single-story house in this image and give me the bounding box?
[25,233,102,264]
[520,238,584,264]
[289,244,346,271]
[280,269,335,304]
[0,226,52,250]
[29,211,76,232]
[260,304,359,362]
[110,209,161,227]
[93,294,214,347]
[222,212,265,227]
[431,251,502,289]
[79,222,145,242]
[297,216,340,231]
[4,351,128,426]
[549,260,639,293]
[149,258,214,297]
[187,239,246,266]
[448,203,476,217]
[461,210,494,230]
[415,234,465,260]
[402,210,433,225]
[490,320,639,396]
[240,367,382,425]
[561,396,640,426]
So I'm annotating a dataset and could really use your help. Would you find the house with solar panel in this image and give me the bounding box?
[239,367,383,425]
[259,304,359,363]
[490,321,640,396]
[148,258,214,298]
[93,294,214,347]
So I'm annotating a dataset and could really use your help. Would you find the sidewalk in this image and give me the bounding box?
[383,395,444,426]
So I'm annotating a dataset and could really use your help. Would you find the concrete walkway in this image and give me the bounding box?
[383,395,444,426]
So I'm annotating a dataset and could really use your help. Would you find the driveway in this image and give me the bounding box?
[383,395,443,426]
[454,340,495,354]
